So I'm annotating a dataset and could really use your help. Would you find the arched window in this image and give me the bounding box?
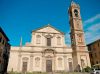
[58,58,62,67]
[47,38,51,46]
[74,9,78,17]
[36,35,41,44]
[35,57,40,67]
[22,57,29,72]
[57,37,61,45]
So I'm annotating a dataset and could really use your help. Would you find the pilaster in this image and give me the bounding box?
[30,54,34,72]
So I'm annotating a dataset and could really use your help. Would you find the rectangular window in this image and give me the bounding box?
[0,36,2,43]
[2,40,5,45]
[47,38,51,46]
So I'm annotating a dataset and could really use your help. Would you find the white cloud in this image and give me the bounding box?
[84,15,100,44]
[88,23,100,30]
[65,14,100,46]
[84,14,100,25]
[85,31,100,44]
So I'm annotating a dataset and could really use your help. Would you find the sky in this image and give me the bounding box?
[0,0,100,46]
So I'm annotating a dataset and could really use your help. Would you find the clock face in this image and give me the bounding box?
[74,9,78,17]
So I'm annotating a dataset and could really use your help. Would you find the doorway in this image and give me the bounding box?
[22,62,27,73]
[46,60,52,72]
[69,62,73,72]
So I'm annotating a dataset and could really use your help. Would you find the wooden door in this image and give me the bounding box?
[69,62,73,72]
[22,62,27,73]
[46,60,52,72]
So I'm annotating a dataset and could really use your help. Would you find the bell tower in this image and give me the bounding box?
[68,1,91,71]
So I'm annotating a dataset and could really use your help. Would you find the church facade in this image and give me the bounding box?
[7,1,91,72]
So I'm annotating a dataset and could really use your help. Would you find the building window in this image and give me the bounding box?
[57,37,61,45]
[35,57,40,67]
[22,57,29,72]
[74,9,78,17]
[58,58,62,67]
[47,38,51,46]
[0,36,2,43]
[36,35,41,44]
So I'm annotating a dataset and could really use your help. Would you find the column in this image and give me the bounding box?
[64,55,67,72]
[53,53,56,72]
[17,54,21,72]
[42,53,45,72]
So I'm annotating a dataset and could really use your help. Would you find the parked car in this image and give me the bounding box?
[90,68,100,74]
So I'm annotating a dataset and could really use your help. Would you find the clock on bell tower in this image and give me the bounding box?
[68,1,91,71]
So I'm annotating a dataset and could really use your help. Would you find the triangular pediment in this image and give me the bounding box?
[32,24,64,34]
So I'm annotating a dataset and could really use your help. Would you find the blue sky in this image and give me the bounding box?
[0,0,100,46]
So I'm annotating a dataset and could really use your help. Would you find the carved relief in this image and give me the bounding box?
[71,35,75,45]
[76,20,80,29]
[35,57,40,67]
[77,34,83,44]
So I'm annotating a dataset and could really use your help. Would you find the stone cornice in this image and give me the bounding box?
[22,46,69,49]
[32,31,64,35]
[11,50,72,54]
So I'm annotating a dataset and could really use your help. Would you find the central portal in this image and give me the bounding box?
[46,60,52,72]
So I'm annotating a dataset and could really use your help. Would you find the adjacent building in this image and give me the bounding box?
[7,1,91,73]
[87,39,100,69]
[0,27,11,74]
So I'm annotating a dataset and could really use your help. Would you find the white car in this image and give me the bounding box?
[90,69,100,74]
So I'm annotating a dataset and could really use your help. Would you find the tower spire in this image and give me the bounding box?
[20,36,22,46]
[68,0,91,71]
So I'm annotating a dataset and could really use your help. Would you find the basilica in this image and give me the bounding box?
[7,1,91,72]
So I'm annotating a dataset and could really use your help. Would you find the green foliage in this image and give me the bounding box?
[82,66,91,72]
